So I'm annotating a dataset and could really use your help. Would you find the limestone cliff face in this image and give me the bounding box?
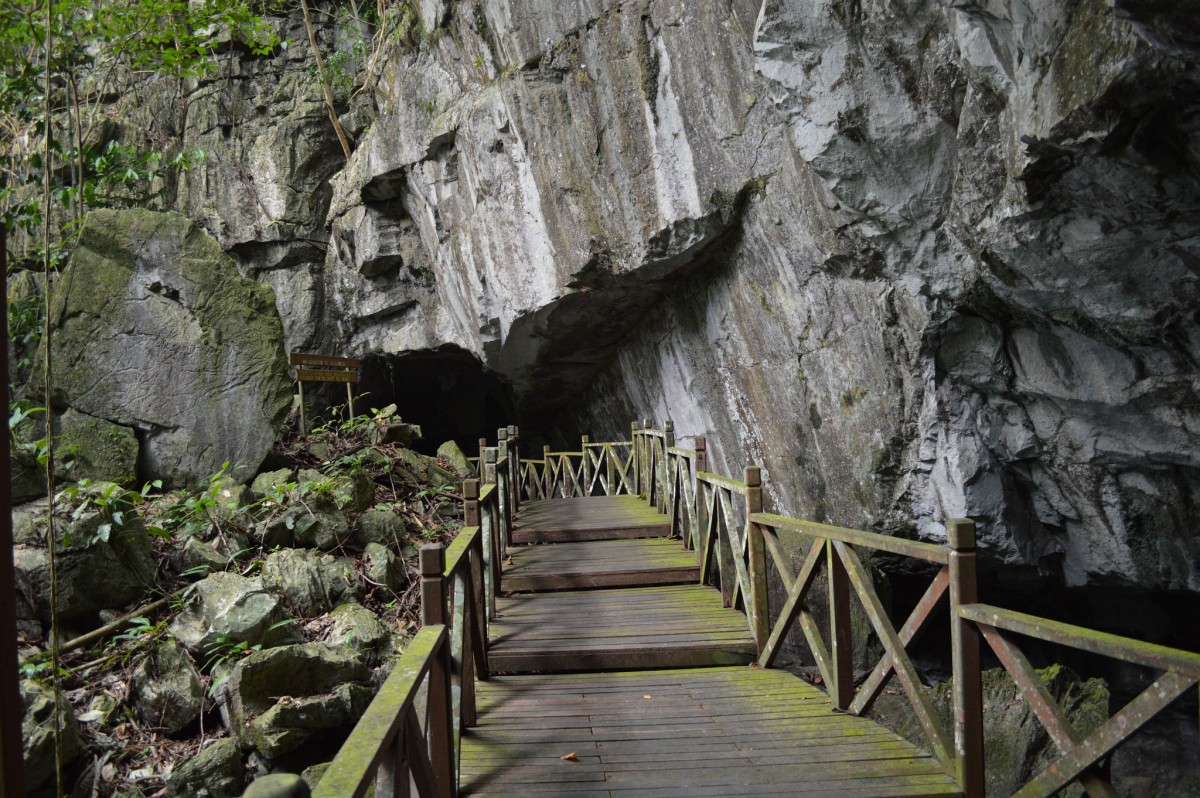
[318,0,1199,598]
[94,1,1197,592]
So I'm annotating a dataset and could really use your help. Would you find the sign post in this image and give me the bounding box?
[289,353,361,435]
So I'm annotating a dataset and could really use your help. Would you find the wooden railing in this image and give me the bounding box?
[630,416,1200,798]
[314,475,504,798]
[518,437,636,500]
[317,420,1199,798]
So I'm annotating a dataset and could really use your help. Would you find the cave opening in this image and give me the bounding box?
[356,347,518,456]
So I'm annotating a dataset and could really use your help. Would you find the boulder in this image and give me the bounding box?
[169,573,295,655]
[262,547,350,614]
[870,664,1108,797]
[21,680,85,790]
[164,737,244,798]
[250,468,294,502]
[38,208,292,487]
[175,536,231,575]
[436,440,473,479]
[395,448,456,487]
[12,500,155,622]
[132,638,204,735]
[354,508,406,548]
[325,603,393,664]
[363,542,407,594]
[290,503,351,550]
[220,642,373,758]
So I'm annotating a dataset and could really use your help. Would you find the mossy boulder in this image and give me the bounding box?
[354,508,406,548]
[261,549,355,616]
[132,638,204,735]
[870,664,1109,797]
[220,642,374,758]
[12,499,155,622]
[437,440,474,478]
[37,208,291,487]
[21,680,85,790]
[56,409,139,484]
[169,573,296,655]
[165,737,244,798]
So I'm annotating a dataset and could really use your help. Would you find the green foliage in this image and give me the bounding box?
[54,476,157,546]
[18,650,70,682]
[0,0,278,265]
[145,461,239,539]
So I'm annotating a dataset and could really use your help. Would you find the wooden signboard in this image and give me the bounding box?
[290,352,361,434]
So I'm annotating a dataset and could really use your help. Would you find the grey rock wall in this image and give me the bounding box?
[99,1,1197,594]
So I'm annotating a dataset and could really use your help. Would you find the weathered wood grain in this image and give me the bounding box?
[513,496,670,543]
[460,667,961,797]
[503,538,698,592]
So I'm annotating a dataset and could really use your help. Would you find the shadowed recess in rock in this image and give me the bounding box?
[356,348,516,455]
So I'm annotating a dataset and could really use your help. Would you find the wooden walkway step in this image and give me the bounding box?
[460,667,962,797]
[503,538,699,592]
[488,585,756,673]
[513,496,670,544]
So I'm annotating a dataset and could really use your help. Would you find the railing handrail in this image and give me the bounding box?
[696,470,748,493]
[751,512,950,565]
[959,603,1200,676]
[313,624,447,797]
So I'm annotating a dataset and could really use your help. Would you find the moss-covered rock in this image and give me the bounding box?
[56,409,139,484]
[21,680,85,790]
[165,737,244,798]
[220,642,373,758]
[870,664,1109,797]
[132,638,204,735]
[169,572,295,655]
[12,499,155,622]
[37,208,292,487]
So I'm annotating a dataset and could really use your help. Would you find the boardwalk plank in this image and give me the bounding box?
[504,538,699,592]
[513,496,670,543]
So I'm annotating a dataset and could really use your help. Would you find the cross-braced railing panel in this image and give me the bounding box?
[666,444,699,549]
[749,513,959,777]
[583,441,636,496]
[959,604,1200,798]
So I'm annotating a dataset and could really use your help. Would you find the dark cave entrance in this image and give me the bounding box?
[356,347,517,456]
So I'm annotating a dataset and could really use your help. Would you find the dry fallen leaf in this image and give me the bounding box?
[643,695,652,700]
[560,752,578,762]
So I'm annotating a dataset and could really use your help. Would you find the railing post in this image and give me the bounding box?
[695,435,707,474]
[477,437,487,480]
[497,428,513,521]
[507,426,520,512]
[642,418,653,502]
[744,466,768,653]
[542,445,552,497]
[420,545,454,798]
[949,518,984,798]
[581,434,591,497]
[465,479,493,621]
[631,421,641,494]
[828,539,854,710]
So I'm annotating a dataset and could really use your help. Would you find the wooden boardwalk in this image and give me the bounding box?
[512,496,671,543]
[460,668,960,797]
[461,496,963,797]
